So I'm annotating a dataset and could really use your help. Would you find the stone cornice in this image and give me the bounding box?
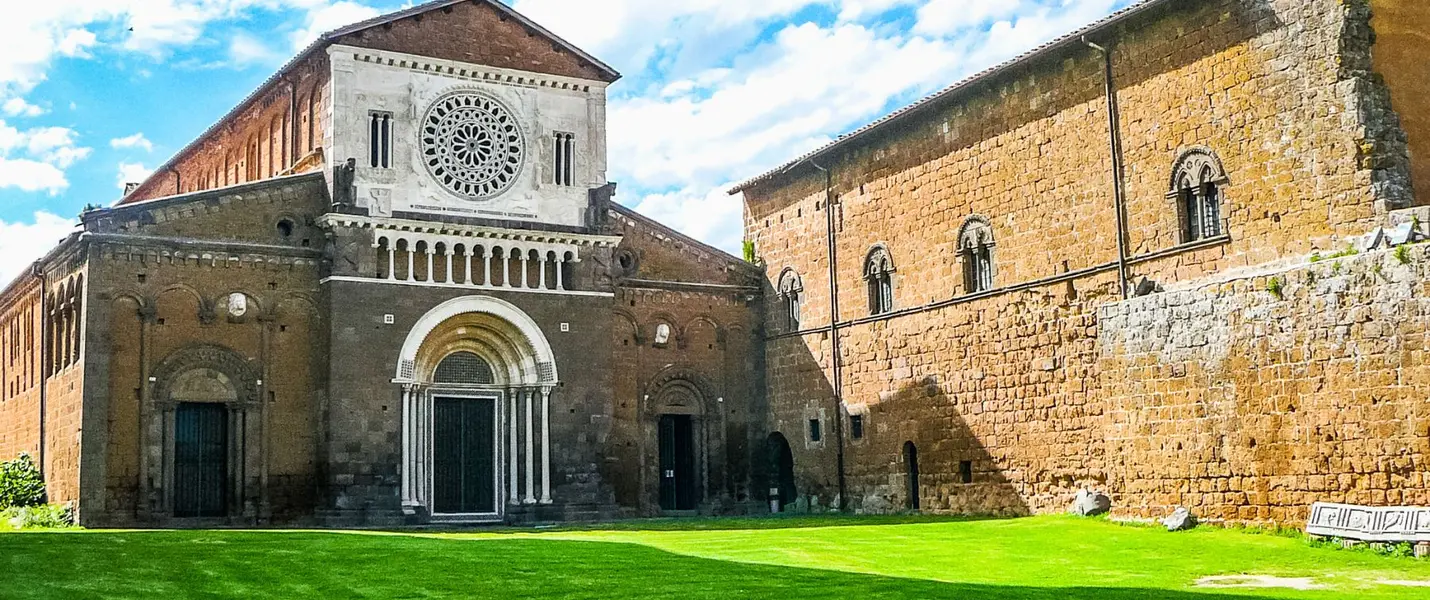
[319,213,622,248]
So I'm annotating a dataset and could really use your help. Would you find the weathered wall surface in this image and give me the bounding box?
[85,176,328,526]
[1102,243,1430,525]
[605,206,765,514]
[1371,0,1430,205]
[743,0,1422,522]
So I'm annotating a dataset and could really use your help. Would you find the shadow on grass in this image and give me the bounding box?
[430,512,1013,535]
[0,531,1285,600]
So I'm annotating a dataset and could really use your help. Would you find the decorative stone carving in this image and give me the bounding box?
[151,344,260,407]
[1307,502,1430,542]
[419,91,526,201]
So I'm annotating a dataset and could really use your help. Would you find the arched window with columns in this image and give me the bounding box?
[777,269,803,332]
[1169,146,1229,243]
[864,245,895,316]
[958,216,995,294]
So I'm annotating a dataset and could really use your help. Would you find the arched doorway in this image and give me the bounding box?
[904,441,920,511]
[146,344,260,522]
[768,433,796,512]
[395,296,558,521]
[643,367,716,513]
[171,368,236,518]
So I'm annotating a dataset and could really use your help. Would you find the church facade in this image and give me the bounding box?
[0,0,764,527]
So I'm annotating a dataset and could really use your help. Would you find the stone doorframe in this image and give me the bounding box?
[141,344,262,523]
[640,365,724,513]
[392,296,560,521]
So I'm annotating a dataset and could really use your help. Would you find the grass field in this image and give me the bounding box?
[3,515,1430,599]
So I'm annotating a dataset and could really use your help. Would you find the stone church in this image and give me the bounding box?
[3,0,1430,530]
[0,0,764,527]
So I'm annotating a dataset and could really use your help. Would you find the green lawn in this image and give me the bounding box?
[3,515,1430,599]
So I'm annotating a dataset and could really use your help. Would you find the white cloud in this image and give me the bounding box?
[628,185,746,255]
[110,133,154,152]
[228,32,281,67]
[289,1,383,50]
[116,162,154,191]
[0,120,89,193]
[0,212,79,284]
[1,98,44,118]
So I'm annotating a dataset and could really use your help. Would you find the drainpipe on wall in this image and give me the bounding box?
[1083,37,1132,300]
[806,159,848,512]
[287,77,300,170]
[33,262,46,478]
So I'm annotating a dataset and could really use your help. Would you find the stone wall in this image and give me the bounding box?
[1102,242,1430,525]
[1371,0,1430,205]
[742,0,1425,523]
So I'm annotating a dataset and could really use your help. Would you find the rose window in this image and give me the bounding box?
[419,92,526,200]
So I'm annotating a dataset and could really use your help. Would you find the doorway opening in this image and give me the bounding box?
[173,403,229,518]
[432,397,498,515]
[904,441,920,511]
[768,432,797,512]
[658,414,699,511]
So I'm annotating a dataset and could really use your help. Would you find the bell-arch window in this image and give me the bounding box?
[958,216,995,294]
[433,352,495,385]
[777,269,803,332]
[1169,147,1229,243]
[864,246,895,316]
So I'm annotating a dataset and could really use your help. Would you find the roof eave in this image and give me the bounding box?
[728,0,1178,196]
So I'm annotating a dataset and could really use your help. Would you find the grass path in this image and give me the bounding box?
[3,515,1430,598]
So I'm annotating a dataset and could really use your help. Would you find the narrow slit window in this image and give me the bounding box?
[850,415,864,440]
[369,112,393,169]
[554,132,576,186]
[809,419,822,442]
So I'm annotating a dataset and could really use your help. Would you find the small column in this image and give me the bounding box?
[540,387,552,504]
[425,246,435,283]
[524,389,536,504]
[405,245,415,282]
[401,386,414,512]
[538,255,548,290]
[445,251,454,284]
[520,252,530,289]
[386,245,396,280]
[508,388,519,503]
[555,259,565,291]
[503,252,513,288]
[465,248,475,286]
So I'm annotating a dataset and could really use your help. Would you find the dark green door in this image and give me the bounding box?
[174,403,228,518]
[658,415,698,511]
[433,397,497,514]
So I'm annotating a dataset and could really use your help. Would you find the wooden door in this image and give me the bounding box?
[433,398,497,514]
[174,403,228,518]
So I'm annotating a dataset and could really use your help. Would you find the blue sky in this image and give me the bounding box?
[0,0,1135,281]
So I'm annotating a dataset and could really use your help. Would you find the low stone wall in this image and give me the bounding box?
[1100,243,1430,525]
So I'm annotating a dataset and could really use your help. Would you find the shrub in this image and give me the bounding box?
[1266,277,1285,300]
[742,240,757,264]
[0,454,45,510]
[1,504,74,530]
[1396,244,1412,265]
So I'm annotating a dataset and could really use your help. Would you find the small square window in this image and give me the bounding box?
[850,415,864,440]
[959,460,973,484]
[808,419,822,442]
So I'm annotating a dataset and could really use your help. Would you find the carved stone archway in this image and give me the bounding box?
[143,344,261,523]
[641,365,723,513]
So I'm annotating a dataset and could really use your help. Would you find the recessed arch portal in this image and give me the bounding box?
[396,296,559,520]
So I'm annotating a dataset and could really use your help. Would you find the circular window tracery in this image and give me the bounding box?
[419,91,526,200]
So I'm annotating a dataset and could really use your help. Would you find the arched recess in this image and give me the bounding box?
[394,295,559,519]
[767,432,797,512]
[643,365,721,513]
[396,295,557,386]
[146,344,260,521]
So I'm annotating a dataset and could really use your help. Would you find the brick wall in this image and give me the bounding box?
[122,57,330,204]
